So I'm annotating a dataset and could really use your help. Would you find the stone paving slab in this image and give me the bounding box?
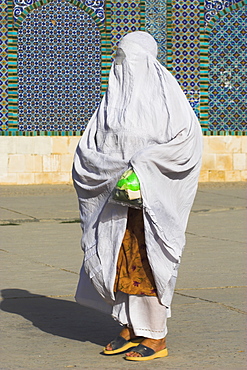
[0,185,79,222]
[0,183,246,369]
[1,222,82,273]
[0,295,245,370]
[174,287,246,313]
[178,235,246,289]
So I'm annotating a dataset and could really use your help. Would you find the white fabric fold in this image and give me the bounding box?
[73,31,202,310]
[112,291,168,339]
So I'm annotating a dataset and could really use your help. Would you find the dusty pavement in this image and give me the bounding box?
[0,182,246,369]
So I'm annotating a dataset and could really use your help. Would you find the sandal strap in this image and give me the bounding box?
[129,344,155,357]
[110,335,128,350]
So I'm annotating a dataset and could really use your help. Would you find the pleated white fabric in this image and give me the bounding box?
[73,31,202,312]
[112,291,168,339]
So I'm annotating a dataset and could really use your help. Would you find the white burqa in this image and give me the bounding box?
[73,31,203,316]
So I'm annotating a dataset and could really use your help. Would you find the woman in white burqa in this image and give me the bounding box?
[73,31,202,361]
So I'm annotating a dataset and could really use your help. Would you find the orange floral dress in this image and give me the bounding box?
[114,208,157,296]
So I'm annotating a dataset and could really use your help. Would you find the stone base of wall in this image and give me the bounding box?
[0,136,246,184]
[199,136,247,182]
[0,136,80,185]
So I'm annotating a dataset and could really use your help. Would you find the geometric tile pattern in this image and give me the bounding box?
[0,0,8,131]
[199,0,246,133]
[145,0,167,66]
[17,0,101,132]
[1,0,246,135]
[204,0,243,26]
[110,0,141,57]
[208,7,246,131]
[13,0,106,22]
[170,0,201,116]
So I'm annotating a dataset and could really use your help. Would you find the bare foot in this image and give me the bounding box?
[105,327,136,351]
[125,337,166,357]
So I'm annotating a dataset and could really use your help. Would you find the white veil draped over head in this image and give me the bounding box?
[73,31,203,311]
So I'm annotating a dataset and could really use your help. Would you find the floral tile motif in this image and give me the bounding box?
[13,0,105,22]
[204,0,243,26]
[145,0,167,66]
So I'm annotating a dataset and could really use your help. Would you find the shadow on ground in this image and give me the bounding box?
[1,289,119,346]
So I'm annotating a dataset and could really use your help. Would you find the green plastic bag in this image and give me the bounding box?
[112,169,142,208]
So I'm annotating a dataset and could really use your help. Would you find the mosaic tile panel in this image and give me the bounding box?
[0,0,8,131]
[145,0,167,66]
[13,0,106,22]
[18,0,101,131]
[171,0,201,115]
[110,0,141,56]
[204,0,243,26]
[1,0,246,135]
[208,7,246,131]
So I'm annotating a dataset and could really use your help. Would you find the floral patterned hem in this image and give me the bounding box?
[114,208,157,296]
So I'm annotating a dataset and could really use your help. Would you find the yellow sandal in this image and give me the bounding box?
[103,336,143,355]
[125,344,168,361]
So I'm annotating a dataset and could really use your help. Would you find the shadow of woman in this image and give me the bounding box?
[1,288,119,346]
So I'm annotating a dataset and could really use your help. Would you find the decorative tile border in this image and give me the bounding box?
[145,0,167,66]
[199,0,209,130]
[205,0,246,32]
[204,0,243,26]
[166,0,172,71]
[0,0,8,131]
[8,0,18,131]
[13,0,106,22]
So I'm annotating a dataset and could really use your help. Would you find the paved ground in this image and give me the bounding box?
[0,182,246,369]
